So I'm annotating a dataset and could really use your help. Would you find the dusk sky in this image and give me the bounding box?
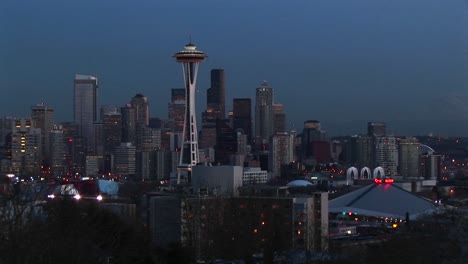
[1,0,468,136]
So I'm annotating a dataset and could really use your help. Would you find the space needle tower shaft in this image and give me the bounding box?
[173,43,206,182]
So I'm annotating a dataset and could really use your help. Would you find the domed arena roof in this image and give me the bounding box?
[286,180,313,187]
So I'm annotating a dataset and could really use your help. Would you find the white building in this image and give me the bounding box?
[242,167,268,185]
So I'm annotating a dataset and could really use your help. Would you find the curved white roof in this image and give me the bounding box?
[329,183,438,220]
[287,180,313,187]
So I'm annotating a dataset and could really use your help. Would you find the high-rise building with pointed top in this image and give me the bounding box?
[255,81,274,146]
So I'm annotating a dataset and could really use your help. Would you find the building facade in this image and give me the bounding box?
[255,82,274,146]
[73,74,98,146]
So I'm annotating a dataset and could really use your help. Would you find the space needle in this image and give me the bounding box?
[173,42,207,184]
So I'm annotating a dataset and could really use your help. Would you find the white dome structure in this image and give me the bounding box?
[287,180,313,187]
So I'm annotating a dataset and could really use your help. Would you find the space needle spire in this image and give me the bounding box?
[173,42,207,184]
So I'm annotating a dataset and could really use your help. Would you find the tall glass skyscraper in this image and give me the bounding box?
[73,74,98,145]
[31,104,54,162]
[233,98,252,144]
[131,94,149,126]
[255,81,274,146]
[206,69,226,120]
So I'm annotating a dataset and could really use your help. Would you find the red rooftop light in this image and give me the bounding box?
[384,178,394,184]
[374,178,394,184]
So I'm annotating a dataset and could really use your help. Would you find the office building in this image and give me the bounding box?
[269,132,293,178]
[273,103,286,134]
[422,154,442,180]
[121,104,136,144]
[10,119,42,176]
[73,74,98,146]
[113,143,136,177]
[215,119,238,165]
[233,98,252,144]
[398,137,420,179]
[374,136,398,176]
[50,125,66,177]
[301,120,328,164]
[102,111,122,154]
[168,88,186,133]
[255,81,274,147]
[131,94,149,126]
[31,104,54,162]
[60,122,86,174]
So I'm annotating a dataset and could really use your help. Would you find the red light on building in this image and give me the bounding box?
[68,138,73,142]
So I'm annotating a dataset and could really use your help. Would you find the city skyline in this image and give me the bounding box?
[2,0,468,136]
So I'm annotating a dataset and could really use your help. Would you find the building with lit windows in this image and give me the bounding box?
[168,88,185,133]
[50,125,67,177]
[10,119,42,176]
[148,193,328,261]
[273,103,286,134]
[102,111,122,154]
[113,143,136,177]
[269,132,293,178]
[375,136,398,176]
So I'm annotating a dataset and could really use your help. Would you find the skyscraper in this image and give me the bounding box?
[168,88,186,133]
[173,42,206,183]
[273,103,286,134]
[10,119,42,176]
[31,104,54,163]
[398,137,420,179]
[205,69,226,120]
[215,119,238,165]
[255,81,274,146]
[73,74,98,145]
[121,104,136,144]
[269,132,293,178]
[301,120,328,163]
[375,136,398,176]
[50,125,66,177]
[131,94,149,126]
[233,98,252,144]
[102,111,122,154]
[200,69,226,149]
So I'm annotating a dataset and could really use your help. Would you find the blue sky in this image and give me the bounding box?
[1,0,468,136]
